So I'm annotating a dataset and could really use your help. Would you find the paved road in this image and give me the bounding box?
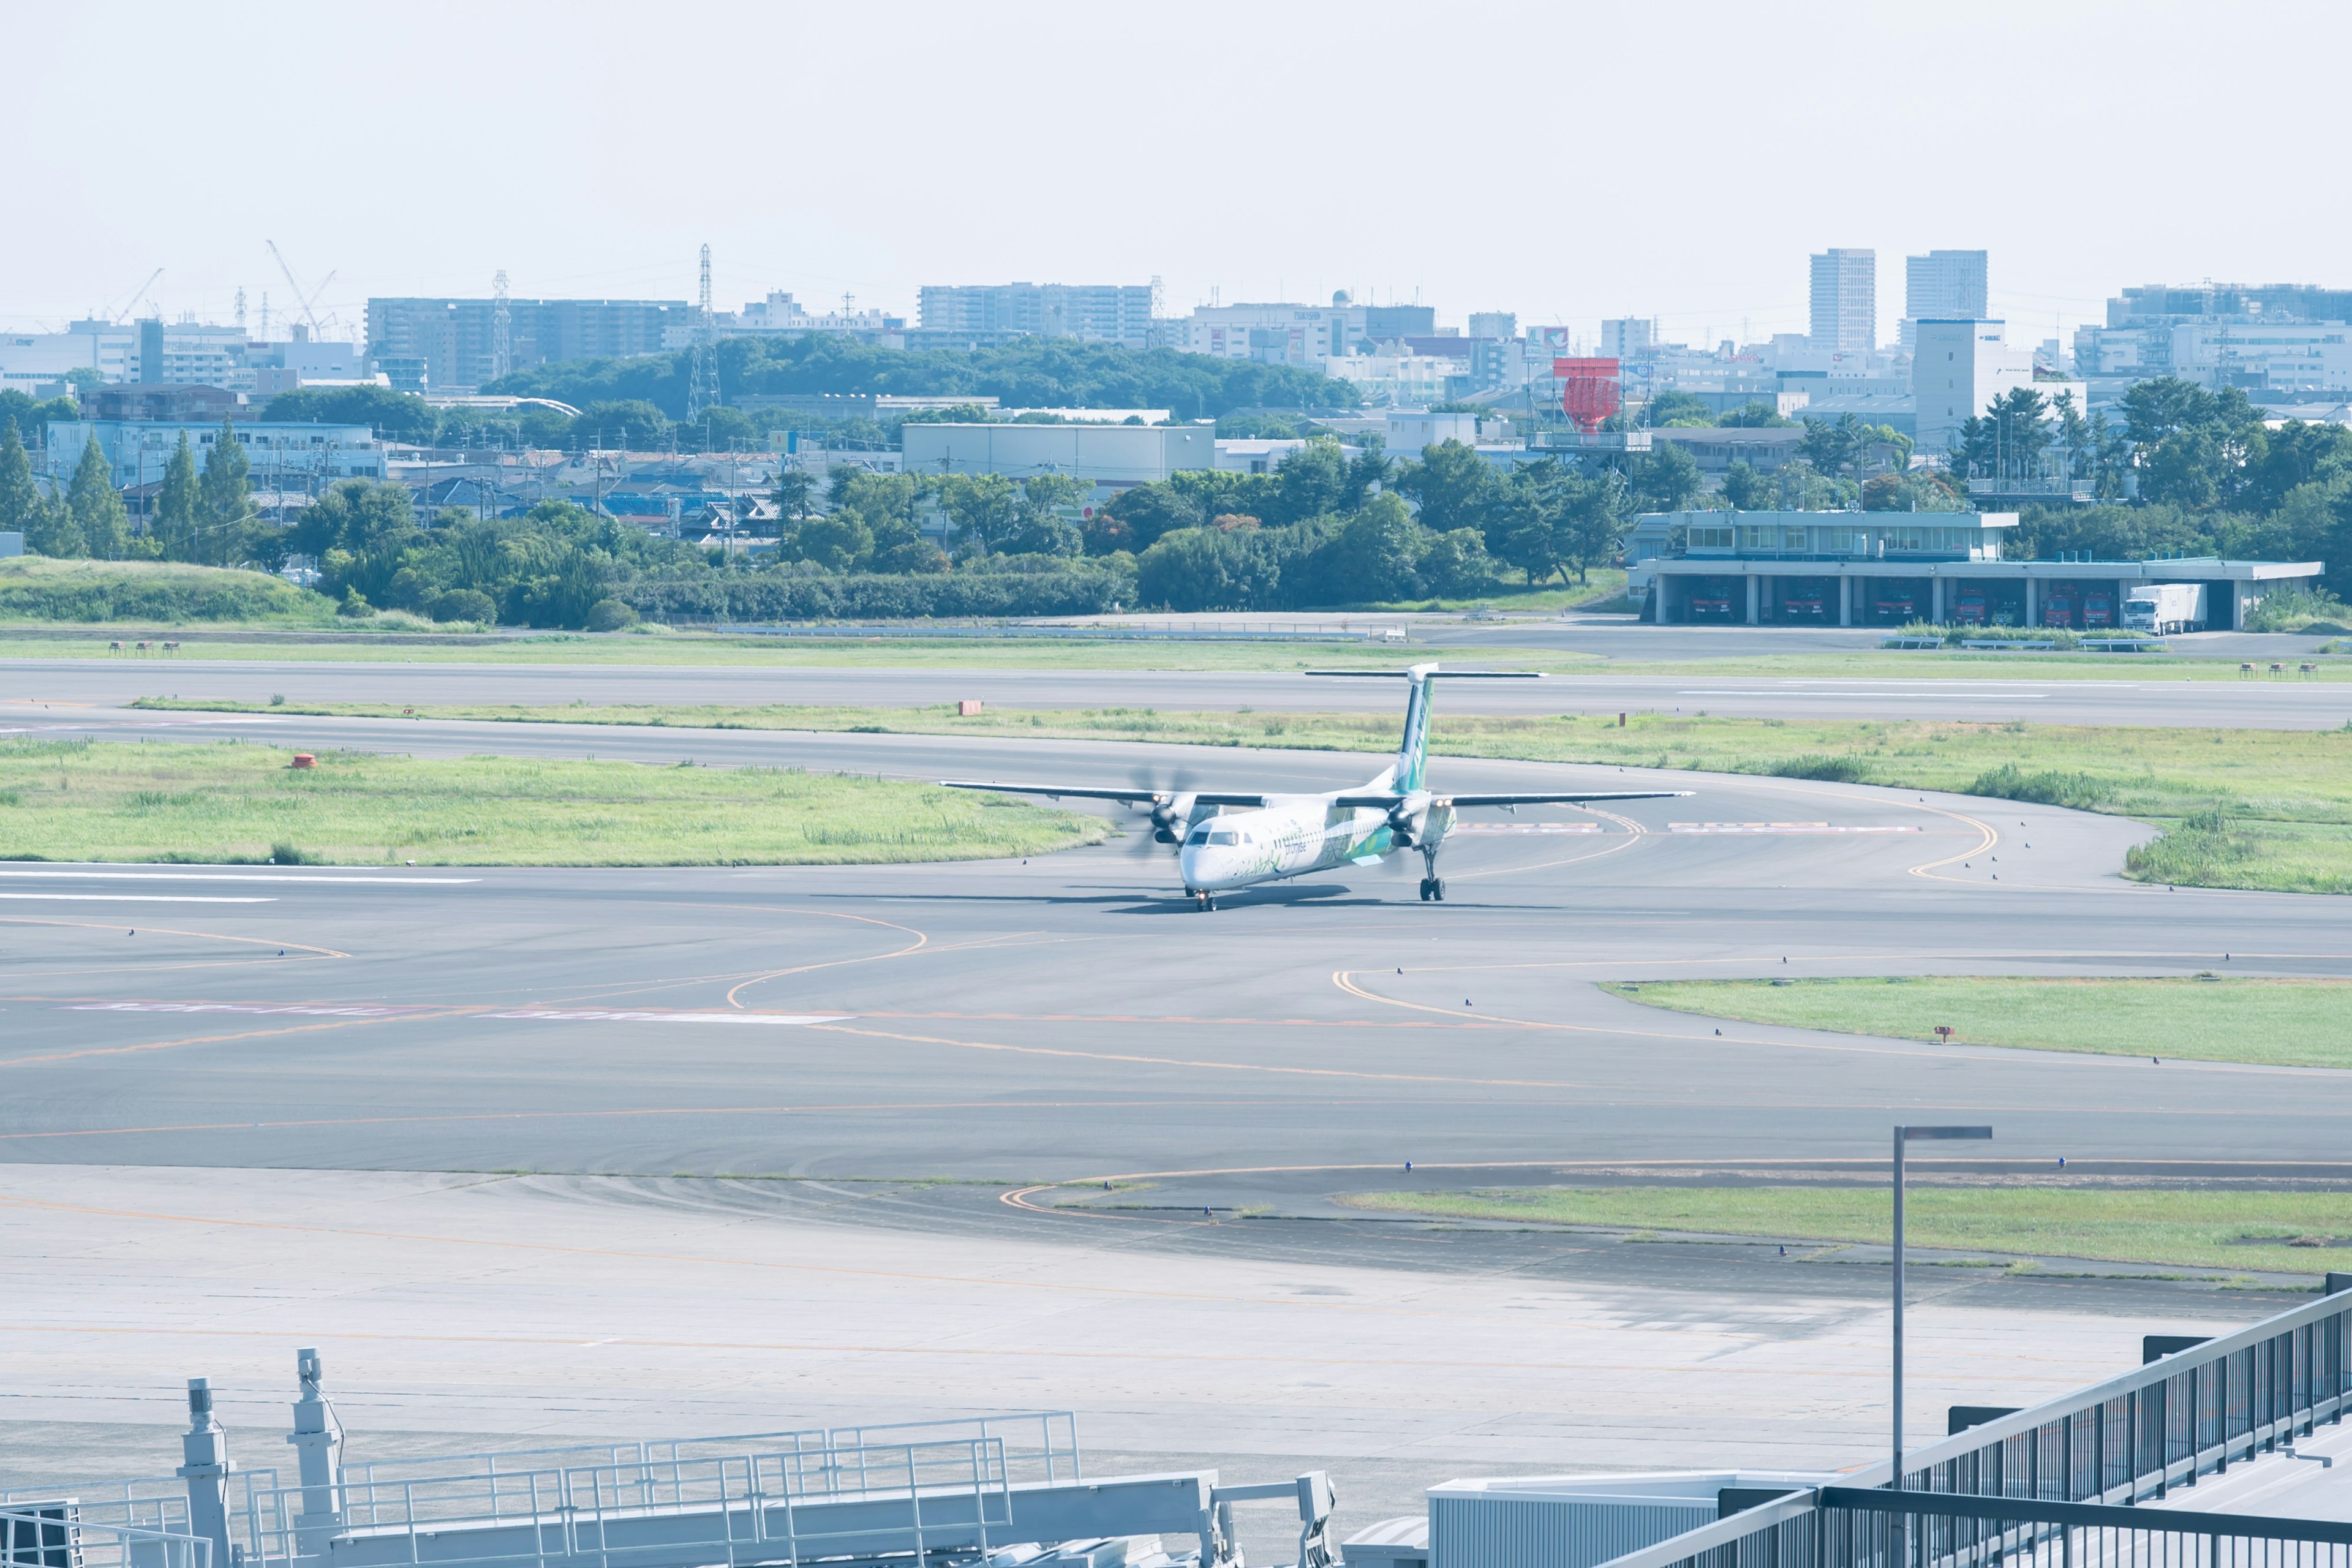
[9,656,2352,726]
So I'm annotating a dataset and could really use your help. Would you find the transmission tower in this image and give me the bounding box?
[235,287,247,333]
[491,270,513,382]
[687,243,720,424]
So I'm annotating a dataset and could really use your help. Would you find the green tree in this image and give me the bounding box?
[155,432,199,560]
[0,421,51,548]
[1562,469,1629,584]
[1720,461,1774,509]
[1717,401,1795,428]
[1644,391,1714,428]
[195,422,251,566]
[1490,460,1573,586]
[1396,439,1494,535]
[1272,437,1349,522]
[1002,473,1085,557]
[1617,442,1703,514]
[575,400,672,448]
[938,473,1020,558]
[262,385,440,443]
[1316,492,1422,603]
[65,435,130,560]
[772,468,819,529]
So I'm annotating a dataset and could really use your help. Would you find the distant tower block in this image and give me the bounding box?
[491,270,513,382]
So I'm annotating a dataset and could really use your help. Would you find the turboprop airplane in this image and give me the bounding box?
[941,664,1692,911]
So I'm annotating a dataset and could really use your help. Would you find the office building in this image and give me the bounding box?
[1808,249,1876,353]
[44,418,386,490]
[1180,302,1365,364]
[1912,318,2035,455]
[1900,250,1988,347]
[1466,312,1517,341]
[365,298,692,394]
[716,292,904,338]
[2072,281,2352,402]
[914,283,1158,350]
[1600,318,1655,359]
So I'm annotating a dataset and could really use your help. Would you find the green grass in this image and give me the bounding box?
[0,557,341,625]
[128,700,2352,894]
[0,737,1102,865]
[1338,1186,2352,1278]
[1602,976,2352,1069]
[1353,568,1630,613]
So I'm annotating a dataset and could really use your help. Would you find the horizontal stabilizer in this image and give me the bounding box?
[1303,669,1545,679]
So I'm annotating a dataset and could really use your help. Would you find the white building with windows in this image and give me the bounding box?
[1899,250,1988,349]
[43,420,385,491]
[1912,319,2035,454]
[1809,249,1876,352]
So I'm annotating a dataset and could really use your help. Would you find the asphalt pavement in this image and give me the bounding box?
[9,654,2352,726]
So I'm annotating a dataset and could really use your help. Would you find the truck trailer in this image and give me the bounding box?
[2122,582,2208,635]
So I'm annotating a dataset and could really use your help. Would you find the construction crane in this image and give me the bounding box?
[265,241,336,336]
[110,268,164,323]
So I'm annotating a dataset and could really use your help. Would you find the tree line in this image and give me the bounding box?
[0,418,263,567]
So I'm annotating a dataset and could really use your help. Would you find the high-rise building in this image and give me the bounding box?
[1901,251,1989,348]
[1600,318,1654,359]
[365,298,692,393]
[914,283,1158,349]
[1467,311,1518,341]
[1913,319,2034,455]
[1809,249,1876,353]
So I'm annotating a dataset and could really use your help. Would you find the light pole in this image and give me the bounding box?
[1893,1122,1992,1509]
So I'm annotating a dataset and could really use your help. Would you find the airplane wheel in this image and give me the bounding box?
[1433,878,1446,902]
[1205,895,1218,911]
[1417,878,1432,902]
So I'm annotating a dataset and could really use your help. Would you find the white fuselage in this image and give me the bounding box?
[1178,796,1398,892]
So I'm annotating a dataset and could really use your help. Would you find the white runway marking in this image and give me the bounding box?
[1667,822,1925,834]
[1676,689,2050,700]
[0,892,276,903]
[71,1001,426,1018]
[0,870,478,884]
[483,1009,851,1027]
[1447,823,1604,835]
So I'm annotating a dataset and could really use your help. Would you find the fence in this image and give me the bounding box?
[1586,1287,2351,1568]
[0,1507,213,1568]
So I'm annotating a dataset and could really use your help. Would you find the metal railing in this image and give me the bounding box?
[5,1474,276,1560]
[244,1433,1021,1568]
[1590,1289,2351,1568]
[1,1507,213,1568]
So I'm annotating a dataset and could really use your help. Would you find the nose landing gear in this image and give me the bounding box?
[1190,889,1218,912]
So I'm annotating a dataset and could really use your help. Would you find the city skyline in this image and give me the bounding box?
[6,1,2348,349]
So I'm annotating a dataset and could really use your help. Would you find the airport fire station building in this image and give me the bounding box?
[1628,510,2323,630]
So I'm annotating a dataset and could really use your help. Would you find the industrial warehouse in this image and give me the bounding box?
[1627,510,2323,630]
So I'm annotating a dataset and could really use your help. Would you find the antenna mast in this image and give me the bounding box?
[687,243,719,426]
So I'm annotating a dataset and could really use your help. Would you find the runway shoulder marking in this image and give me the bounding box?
[1447,823,1602,835]
[0,893,276,903]
[1667,822,1924,834]
[0,870,478,885]
[485,1008,852,1027]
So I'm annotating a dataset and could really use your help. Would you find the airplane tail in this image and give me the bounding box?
[1303,663,1545,793]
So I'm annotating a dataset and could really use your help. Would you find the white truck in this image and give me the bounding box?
[2122,581,2208,635]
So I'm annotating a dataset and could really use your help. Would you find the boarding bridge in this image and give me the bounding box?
[4,1354,1336,1568]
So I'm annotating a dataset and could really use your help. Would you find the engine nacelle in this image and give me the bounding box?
[1384,790,1434,848]
[1152,793,1200,843]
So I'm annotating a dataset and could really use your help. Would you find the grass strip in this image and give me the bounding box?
[1604,976,2352,1070]
[1339,1185,2352,1277]
[129,700,2352,894]
[0,736,1102,866]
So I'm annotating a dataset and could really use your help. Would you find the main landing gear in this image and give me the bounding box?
[1189,889,1218,912]
[1417,848,1446,902]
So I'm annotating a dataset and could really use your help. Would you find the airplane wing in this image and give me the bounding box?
[1332,790,1692,808]
[938,780,1272,807]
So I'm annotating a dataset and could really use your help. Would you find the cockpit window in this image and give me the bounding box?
[1186,827,1212,845]
[1207,831,1240,846]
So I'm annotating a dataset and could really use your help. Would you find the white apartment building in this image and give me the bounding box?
[716,292,903,336]
[45,420,386,489]
[1912,320,2035,454]
[1179,303,1368,364]
[1317,350,1465,406]
[2073,318,2352,394]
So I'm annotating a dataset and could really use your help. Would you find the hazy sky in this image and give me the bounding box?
[7,1,2343,349]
